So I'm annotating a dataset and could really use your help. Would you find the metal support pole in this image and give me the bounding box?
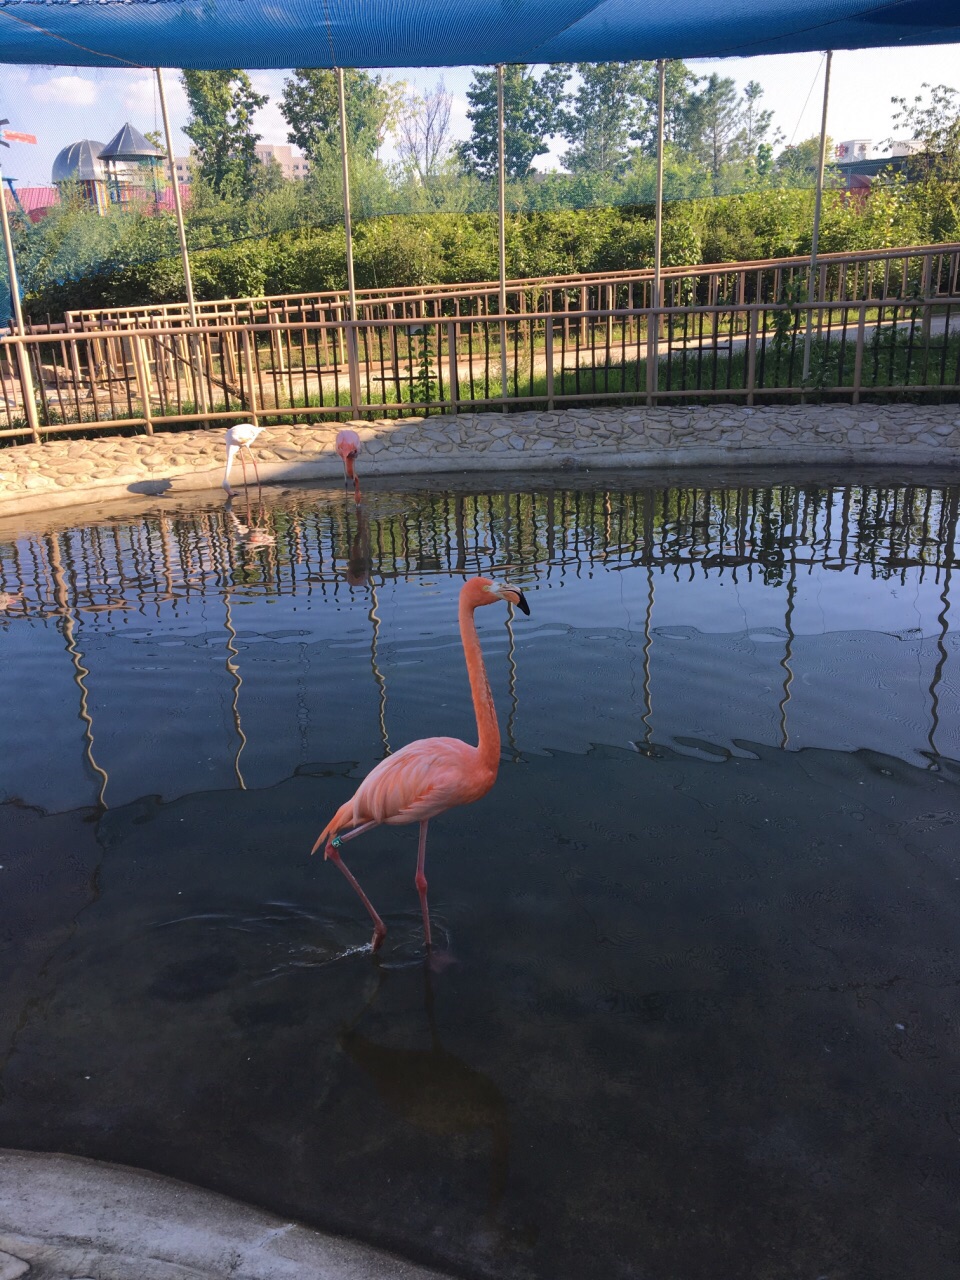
[497,64,508,409]
[647,58,666,404]
[156,67,207,412]
[156,69,197,324]
[802,49,832,386]
[337,66,361,417]
[0,160,40,441]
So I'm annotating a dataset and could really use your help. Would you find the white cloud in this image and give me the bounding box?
[30,75,98,108]
[122,73,157,116]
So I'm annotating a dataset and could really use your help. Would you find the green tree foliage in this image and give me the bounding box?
[558,62,651,177]
[889,83,960,243]
[459,65,567,180]
[774,135,833,188]
[181,70,268,200]
[279,69,400,166]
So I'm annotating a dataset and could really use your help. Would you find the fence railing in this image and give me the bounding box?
[3,292,959,444]
[35,241,960,336]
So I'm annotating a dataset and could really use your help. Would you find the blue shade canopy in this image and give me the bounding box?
[0,0,957,68]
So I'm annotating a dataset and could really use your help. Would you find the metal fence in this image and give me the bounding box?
[2,244,960,443]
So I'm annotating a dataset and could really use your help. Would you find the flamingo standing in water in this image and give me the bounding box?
[222,423,265,496]
[312,577,530,952]
[335,428,362,496]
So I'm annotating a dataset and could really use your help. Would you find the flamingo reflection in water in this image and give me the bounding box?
[222,423,266,497]
[340,966,510,1224]
[312,577,531,954]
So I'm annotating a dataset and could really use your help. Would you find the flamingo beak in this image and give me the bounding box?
[513,589,530,615]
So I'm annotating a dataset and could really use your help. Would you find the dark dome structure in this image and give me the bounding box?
[100,123,162,162]
[51,139,106,185]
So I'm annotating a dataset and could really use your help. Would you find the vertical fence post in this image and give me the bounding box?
[240,328,260,425]
[851,303,866,404]
[446,321,458,413]
[346,320,362,418]
[131,335,154,434]
[545,316,555,410]
[746,307,759,406]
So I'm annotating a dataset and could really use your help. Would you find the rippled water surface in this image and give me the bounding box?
[2,468,959,1280]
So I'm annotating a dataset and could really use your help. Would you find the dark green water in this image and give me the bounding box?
[1,469,959,1280]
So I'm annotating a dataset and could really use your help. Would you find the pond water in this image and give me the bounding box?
[1,468,959,1280]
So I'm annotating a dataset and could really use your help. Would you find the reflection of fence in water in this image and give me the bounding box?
[1,483,959,614]
[1,481,956,810]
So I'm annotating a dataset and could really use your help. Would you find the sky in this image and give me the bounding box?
[0,44,958,190]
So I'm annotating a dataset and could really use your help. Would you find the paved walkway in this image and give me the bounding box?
[0,1149,450,1280]
[0,403,958,519]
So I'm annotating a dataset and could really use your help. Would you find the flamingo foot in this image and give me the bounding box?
[371,924,387,953]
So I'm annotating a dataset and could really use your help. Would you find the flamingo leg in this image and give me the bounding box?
[322,821,386,951]
[247,445,262,490]
[238,446,249,492]
[415,820,432,949]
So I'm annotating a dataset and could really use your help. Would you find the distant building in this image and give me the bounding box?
[165,144,309,186]
[51,138,109,213]
[99,122,163,207]
[166,154,194,185]
[832,139,926,194]
[255,143,310,180]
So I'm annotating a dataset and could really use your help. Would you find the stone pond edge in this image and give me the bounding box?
[1,403,958,518]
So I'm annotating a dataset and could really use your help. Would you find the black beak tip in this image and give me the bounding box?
[515,590,531,616]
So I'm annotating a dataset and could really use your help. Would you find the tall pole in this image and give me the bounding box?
[0,164,26,335]
[155,68,196,325]
[648,57,666,403]
[156,67,207,414]
[336,67,358,324]
[653,59,666,314]
[496,64,508,408]
[0,160,41,442]
[802,49,833,385]
[337,67,362,417]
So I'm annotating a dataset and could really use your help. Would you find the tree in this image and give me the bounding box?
[687,74,742,191]
[396,80,454,192]
[459,65,567,181]
[559,62,648,177]
[742,82,776,154]
[279,69,400,166]
[684,75,780,193]
[774,135,832,188]
[181,70,268,200]
[889,83,960,242]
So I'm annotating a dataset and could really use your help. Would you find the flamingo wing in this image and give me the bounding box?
[352,736,492,826]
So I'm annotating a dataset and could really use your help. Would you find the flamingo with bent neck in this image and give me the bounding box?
[312,576,530,952]
[335,428,362,496]
[222,423,265,497]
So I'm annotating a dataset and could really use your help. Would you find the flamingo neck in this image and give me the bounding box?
[223,443,238,487]
[459,592,500,775]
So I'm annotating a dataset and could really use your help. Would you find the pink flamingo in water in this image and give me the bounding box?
[335,428,362,498]
[312,577,530,952]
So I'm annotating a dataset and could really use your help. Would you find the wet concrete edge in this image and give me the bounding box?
[0,1148,454,1279]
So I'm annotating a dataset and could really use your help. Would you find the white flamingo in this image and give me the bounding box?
[222,423,266,497]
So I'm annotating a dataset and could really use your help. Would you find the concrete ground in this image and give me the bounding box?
[0,1149,451,1280]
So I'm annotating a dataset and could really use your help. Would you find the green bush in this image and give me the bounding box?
[16,178,958,322]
